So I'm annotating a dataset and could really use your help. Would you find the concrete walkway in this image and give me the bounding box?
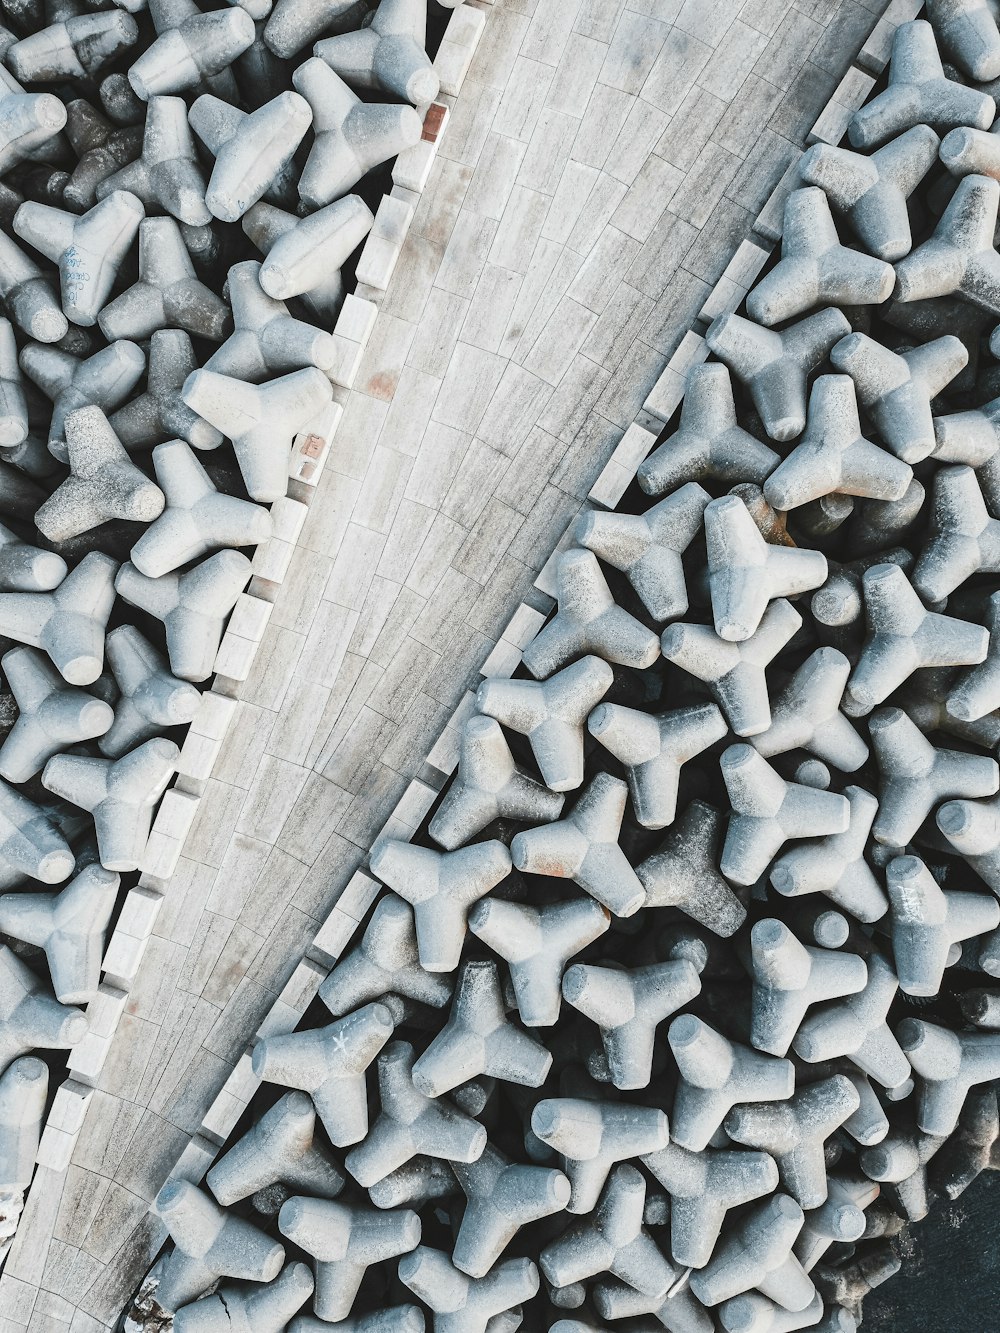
[0,0,899,1327]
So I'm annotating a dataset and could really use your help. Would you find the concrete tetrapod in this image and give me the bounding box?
[946,591,1000,723]
[936,789,1000,891]
[452,1144,570,1278]
[913,464,1000,602]
[411,960,551,1097]
[319,895,452,1016]
[521,548,660,679]
[41,735,178,872]
[898,1017,1000,1137]
[763,376,912,512]
[370,839,513,972]
[719,746,851,887]
[587,700,727,829]
[745,188,895,327]
[290,1311,424,1333]
[529,1096,669,1215]
[770,786,888,923]
[366,1157,454,1211]
[931,392,1000,465]
[0,645,113,782]
[0,779,75,885]
[20,338,146,462]
[151,1179,286,1312]
[661,598,801,738]
[574,481,710,621]
[291,58,422,207]
[894,173,1000,316]
[62,97,143,212]
[100,624,201,758]
[705,494,827,642]
[0,862,118,1004]
[172,1261,314,1333]
[314,0,439,106]
[13,189,143,328]
[398,1247,539,1333]
[8,11,138,85]
[129,439,272,577]
[848,19,993,149]
[751,648,868,772]
[869,706,999,847]
[206,1091,346,1206]
[110,329,223,452]
[724,1075,862,1208]
[561,958,701,1090]
[0,1056,47,1192]
[926,0,1000,79]
[181,365,333,502]
[467,894,610,1027]
[669,1016,795,1153]
[510,772,646,918]
[643,1142,779,1270]
[842,563,989,717]
[794,1174,877,1271]
[688,1194,815,1312]
[0,224,69,345]
[344,1041,487,1188]
[0,550,117,686]
[885,855,1000,996]
[264,0,363,57]
[829,331,967,465]
[34,406,164,543]
[705,307,850,443]
[0,945,88,1069]
[188,91,312,223]
[277,1195,420,1321]
[748,919,868,1058]
[115,549,252,683]
[247,194,371,311]
[0,82,65,178]
[929,1083,999,1197]
[718,1291,826,1333]
[540,1163,676,1300]
[475,656,614,793]
[97,94,211,226]
[426,716,563,851]
[99,216,231,343]
[0,320,28,450]
[252,1003,395,1147]
[637,800,748,937]
[798,126,940,261]
[590,1278,714,1331]
[637,362,779,495]
[207,261,338,381]
[127,0,252,100]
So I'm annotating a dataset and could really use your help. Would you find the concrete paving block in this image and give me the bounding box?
[114,886,163,941]
[435,4,488,96]
[356,196,416,292]
[809,67,877,146]
[643,330,709,425]
[327,296,380,391]
[252,498,309,585]
[336,870,381,923]
[42,1081,91,1136]
[699,239,773,323]
[278,958,326,1015]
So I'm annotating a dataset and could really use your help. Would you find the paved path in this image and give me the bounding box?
[0,0,898,1327]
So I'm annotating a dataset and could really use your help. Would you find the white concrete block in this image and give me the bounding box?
[251,497,308,584]
[355,195,415,291]
[434,4,486,95]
